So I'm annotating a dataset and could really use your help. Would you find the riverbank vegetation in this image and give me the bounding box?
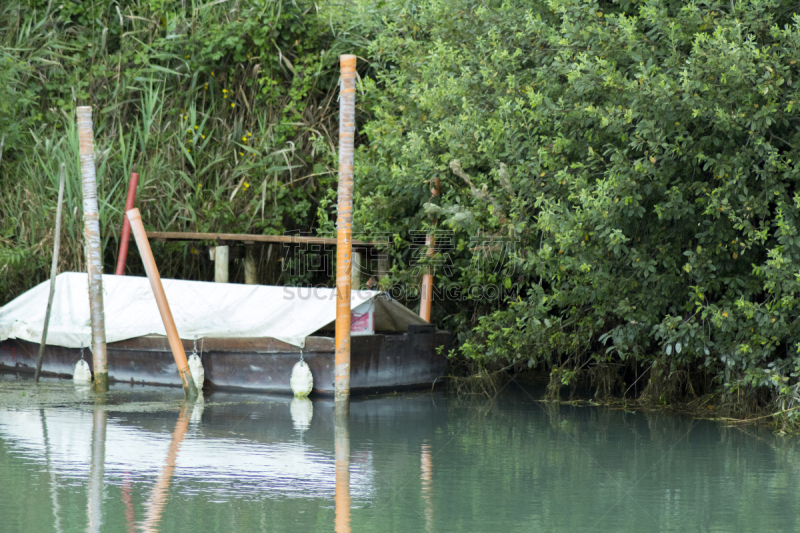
[350,0,800,431]
[0,0,361,293]
[4,0,800,430]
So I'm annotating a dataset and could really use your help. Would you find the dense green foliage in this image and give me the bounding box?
[351,0,800,420]
[6,0,800,422]
[0,0,361,296]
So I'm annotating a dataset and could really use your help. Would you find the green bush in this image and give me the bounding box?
[353,0,800,417]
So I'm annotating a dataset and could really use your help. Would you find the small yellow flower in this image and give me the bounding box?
[247,132,252,137]
[211,71,215,76]
[239,152,244,156]
[222,89,228,93]
[185,55,190,59]
[231,103,235,108]
[183,115,187,120]
[195,125,198,129]
[189,140,192,143]
[201,135,205,139]
[224,95,228,98]
[722,311,728,318]
[244,182,250,189]
[242,136,247,141]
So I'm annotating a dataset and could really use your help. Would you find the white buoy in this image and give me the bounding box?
[290,359,313,397]
[290,397,313,432]
[73,359,92,383]
[188,353,204,392]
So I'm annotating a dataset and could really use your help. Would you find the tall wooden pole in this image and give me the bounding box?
[127,208,199,399]
[335,55,356,403]
[420,178,441,322]
[35,164,66,383]
[77,106,108,392]
[115,170,139,275]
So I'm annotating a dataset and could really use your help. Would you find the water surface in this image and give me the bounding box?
[0,376,797,532]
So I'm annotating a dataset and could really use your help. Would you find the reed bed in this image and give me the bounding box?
[0,0,367,303]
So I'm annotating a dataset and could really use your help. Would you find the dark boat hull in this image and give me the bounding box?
[0,325,450,395]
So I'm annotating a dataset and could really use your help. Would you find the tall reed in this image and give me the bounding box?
[0,0,367,303]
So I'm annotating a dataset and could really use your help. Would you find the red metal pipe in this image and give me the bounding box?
[115,171,139,275]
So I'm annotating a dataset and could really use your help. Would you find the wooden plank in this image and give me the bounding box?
[145,231,383,247]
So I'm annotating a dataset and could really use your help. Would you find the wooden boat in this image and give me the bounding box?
[0,273,450,395]
[0,326,449,394]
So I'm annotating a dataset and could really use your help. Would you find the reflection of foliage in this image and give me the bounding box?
[350,0,800,424]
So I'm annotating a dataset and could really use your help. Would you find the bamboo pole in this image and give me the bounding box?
[35,164,66,383]
[419,178,441,322]
[335,55,357,402]
[115,170,140,275]
[126,208,199,399]
[77,106,108,392]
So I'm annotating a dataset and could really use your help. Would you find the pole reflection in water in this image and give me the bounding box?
[40,410,63,533]
[121,477,136,533]
[334,406,351,533]
[421,442,433,532]
[87,406,107,533]
[139,404,191,533]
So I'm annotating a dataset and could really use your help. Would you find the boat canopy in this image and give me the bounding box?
[0,272,427,349]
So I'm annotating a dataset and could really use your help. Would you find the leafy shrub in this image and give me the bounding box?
[354,0,800,417]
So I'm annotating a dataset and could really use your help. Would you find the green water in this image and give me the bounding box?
[0,375,798,532]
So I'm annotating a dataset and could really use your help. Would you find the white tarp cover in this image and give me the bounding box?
[0,272,426,349]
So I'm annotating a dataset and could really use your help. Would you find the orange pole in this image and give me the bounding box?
[126,208,198,399]
[335,55,357,402]
[419,177,441,322]
[115,170,140,275]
